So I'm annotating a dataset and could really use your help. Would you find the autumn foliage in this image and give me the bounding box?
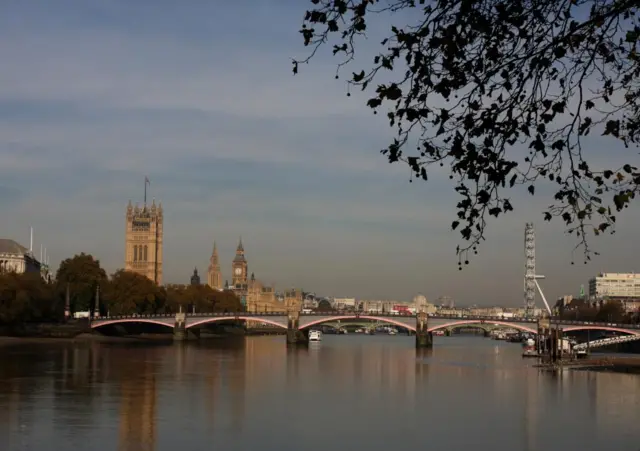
[294,0,640,265]
[0,253,243,325]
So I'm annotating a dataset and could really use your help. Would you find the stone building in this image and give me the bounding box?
[0,239,41,274]
[125,199,163,285]
[190,268,201,286]
[206,241,223,290]
[246,273,280,312]
[231,238,248,290]
[204,237,300,313]
[284,288,303,312]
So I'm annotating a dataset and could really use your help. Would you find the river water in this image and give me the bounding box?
[1,335,639,451]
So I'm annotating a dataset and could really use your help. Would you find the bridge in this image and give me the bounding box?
[573,334,640,351]
[90,311,640,347]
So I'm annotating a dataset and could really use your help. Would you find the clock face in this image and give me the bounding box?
[235,268,242,275]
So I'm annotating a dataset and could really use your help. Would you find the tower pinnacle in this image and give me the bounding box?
[207,240,222,290]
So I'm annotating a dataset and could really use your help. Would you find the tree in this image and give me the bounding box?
[105,270,166,315]
[212,289,243,312]
[293,0,640,265]
[165,283,188,313]
[0,272,56,324]
[595,299,626,322]
[164,284,243,313]
[317,299,333,312]
[55,253,107,312]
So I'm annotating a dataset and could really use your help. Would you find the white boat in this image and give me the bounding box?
[388,329,397,335]
[522,338,537,357]
[309,330,322,341]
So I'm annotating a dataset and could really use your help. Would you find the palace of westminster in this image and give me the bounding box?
[124,198,301,312]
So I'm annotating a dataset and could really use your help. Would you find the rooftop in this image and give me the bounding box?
[0,239,29,255]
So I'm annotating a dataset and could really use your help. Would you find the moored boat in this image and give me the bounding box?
[522,338,537,357]
[309,330,322,341]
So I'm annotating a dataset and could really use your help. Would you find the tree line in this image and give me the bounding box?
[0,253,242,325]
[556,298,638,324]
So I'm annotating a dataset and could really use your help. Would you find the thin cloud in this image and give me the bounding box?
[0,1,636,304]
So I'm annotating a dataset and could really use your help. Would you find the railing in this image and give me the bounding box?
[574,334,640,350]
[94,311,288,320]
[91,312,640,329]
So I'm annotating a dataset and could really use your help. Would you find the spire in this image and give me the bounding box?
[210,241,219,267]
[191,267,201,286]
[233,237,246,263]
[144,176,150,206]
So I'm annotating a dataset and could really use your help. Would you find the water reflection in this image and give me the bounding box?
[117,349,157,451]
[0,336,639,451]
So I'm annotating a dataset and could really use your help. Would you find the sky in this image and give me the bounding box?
[1,0,639,306]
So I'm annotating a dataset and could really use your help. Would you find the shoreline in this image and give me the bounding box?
[0,333,174,345]
[536,356,640,374]
[0,328,285,346]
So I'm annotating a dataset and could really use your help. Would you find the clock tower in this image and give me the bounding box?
[232,237,248,288]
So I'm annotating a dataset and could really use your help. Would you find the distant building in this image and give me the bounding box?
[190,268,201,286]
[246,272,278,313]
[334,298,356,309]
[302,297,318,309]
[0,239,41,275]
[589,273,640,299]
[231,238,248,290]
[412,294,430,313]
[206,241,223,290]
[225,238,293,313]
[436,296,455,308]
[358,299,407,313]
[125,198,163,285]
[284,288,303,311]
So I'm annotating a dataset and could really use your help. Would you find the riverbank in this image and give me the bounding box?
[0,333,180,346]
[0,324,285,346]
[0,334,132,345]
[536,356,640,374]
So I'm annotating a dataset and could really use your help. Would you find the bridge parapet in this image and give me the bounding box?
[90,312,640,336]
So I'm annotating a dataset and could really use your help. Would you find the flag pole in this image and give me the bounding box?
[144,176,150,206]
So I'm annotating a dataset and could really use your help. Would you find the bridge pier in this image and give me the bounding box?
[416,312,432,348]
[537,316,562,362]
[287,309,307,346]
[174,312,186,342]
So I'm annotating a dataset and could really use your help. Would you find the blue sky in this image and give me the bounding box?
[1,0,639,305]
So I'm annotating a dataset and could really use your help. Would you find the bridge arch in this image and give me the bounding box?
[562,325,640,335]
[91,319,175,330]
[187,316,287,330]
[443,323,497,332]
[301,315,416,331]
[428,320,537,335]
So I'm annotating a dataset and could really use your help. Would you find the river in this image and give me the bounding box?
[1,334,639,451]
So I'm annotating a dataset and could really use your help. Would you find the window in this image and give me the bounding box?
[144,245,148,262]
[134,245,138,262]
